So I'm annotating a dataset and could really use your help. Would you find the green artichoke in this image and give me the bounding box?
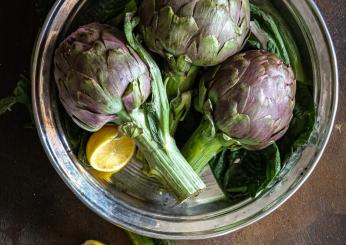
[183,50,296,173]
[54,22,206,201]
[140,0,251,66]
[139,0,251,135]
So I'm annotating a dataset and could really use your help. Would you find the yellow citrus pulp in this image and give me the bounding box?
[86,125,135,174]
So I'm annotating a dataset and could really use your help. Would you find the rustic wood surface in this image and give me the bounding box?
[0,0,345,244]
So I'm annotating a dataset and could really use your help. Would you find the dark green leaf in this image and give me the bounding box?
[249,0,308,84]
[0,76,32,117]
[0,97,17,115]
[79,0,129,25]
[246,34,261,50]
[34,0,130,27]
[61,112,91,166]
[277,83,316,162]
[248,4,290,64]
[210,144,281,200]
[77,132,91,167]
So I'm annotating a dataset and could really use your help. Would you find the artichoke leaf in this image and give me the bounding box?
[164,54,198,99]
[169,90,192,134]
[190,35,220,66]
[146,6,199,57]
[119,121,143,139]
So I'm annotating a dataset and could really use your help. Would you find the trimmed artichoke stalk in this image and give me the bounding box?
[54,22,206,202]
[182,50,296,174]
[139,0,251,134]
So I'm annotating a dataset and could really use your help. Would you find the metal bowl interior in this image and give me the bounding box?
[31,0,338,240]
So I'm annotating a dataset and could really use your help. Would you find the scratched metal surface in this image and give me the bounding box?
[0,0,345,244]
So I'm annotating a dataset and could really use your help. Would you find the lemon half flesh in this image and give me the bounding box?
[86,125,135,173]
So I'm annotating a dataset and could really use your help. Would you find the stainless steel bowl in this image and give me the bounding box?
[31,0,338,240]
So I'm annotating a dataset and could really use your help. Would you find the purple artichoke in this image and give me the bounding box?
[54,22,206,201]
[183,50,296,173]
[54,23,151,131]
[209,50,296,149]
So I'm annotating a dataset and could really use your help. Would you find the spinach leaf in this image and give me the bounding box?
[78,0,130,25]
[0,76,32,117]
[248,1,308,84]
[61,113,91,167]
[248,4,290,65]
[277,83,316,162]
[210,144,281,200]
[34,0,129,27]
[0,97,17,115]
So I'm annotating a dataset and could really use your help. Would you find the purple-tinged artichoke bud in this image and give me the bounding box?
[54,23,151,131]
[183,50,296,173]
[209,50,296,150]
[139,0,250,66]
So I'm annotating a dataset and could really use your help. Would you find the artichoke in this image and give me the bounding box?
[140,0,251,66]
[139,0,251,135]
[54,23,151,131]
[54,22,206,201]
[183,50,296,173]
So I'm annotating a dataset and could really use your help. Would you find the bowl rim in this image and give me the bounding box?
[31,0,339,239]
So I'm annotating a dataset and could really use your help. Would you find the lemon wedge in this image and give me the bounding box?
[86,125,135,173]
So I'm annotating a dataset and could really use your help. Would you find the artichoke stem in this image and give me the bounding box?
[133,125,206,202]
[169,91,192,135]
[165,65,199,100]
[169,115,181,136]
[165,64,199,136]
[182,119,226,174]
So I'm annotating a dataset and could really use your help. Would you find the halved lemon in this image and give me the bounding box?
[86,125,135,173]
[81,240,105,245]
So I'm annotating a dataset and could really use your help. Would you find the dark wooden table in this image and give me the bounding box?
[0,1,345,244]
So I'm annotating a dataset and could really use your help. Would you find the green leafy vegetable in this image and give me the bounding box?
[61,113,91,166]
[248,4,290,64]
[248,0,307,84]
[34,0,130,27]
[210,144,281,199]
[0,76,32,117]
[0,97,17,115]
[277,84,316,162]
